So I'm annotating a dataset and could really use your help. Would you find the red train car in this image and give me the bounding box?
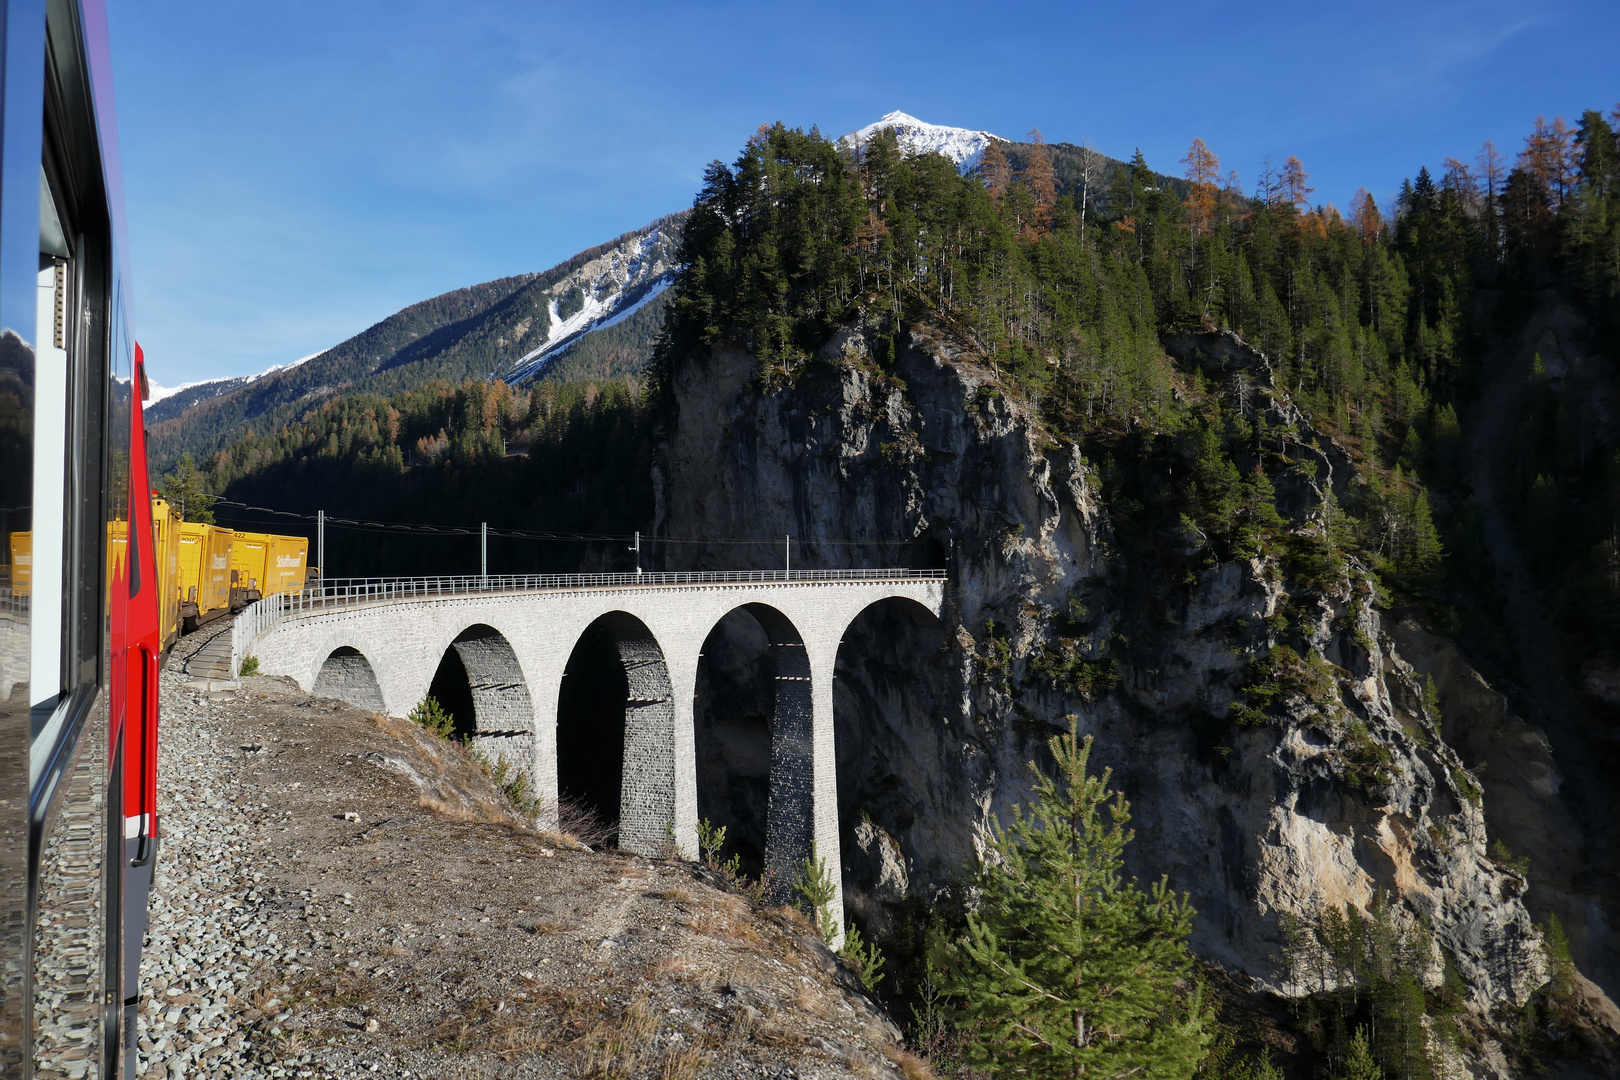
[0,0,160,1076]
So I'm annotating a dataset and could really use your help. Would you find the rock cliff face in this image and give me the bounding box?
[654,324,1550,1011]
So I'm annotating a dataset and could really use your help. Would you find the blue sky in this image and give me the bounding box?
[106,0,1620,387]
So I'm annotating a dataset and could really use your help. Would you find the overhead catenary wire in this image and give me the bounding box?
[209,499,935,547]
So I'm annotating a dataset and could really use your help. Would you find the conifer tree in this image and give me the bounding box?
[157,452,218,523]
[1342,1027,1384,1080]
[950,718,1212,1078]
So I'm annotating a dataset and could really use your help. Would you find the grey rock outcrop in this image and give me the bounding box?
[655,323,1550,1009]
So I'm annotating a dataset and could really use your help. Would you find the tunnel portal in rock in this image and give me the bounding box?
[312,646,385,713]
[557,611,676,855]
[833,596,951,938]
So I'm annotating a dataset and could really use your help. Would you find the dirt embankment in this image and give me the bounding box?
[138,636,911,1080]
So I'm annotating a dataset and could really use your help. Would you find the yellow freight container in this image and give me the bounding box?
[264,534,309,596]
[227,531,310,599]
[178,522,233,629]
[151,497,182,648]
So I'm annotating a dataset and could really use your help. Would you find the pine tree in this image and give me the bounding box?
[157,452,218,523]
[950,718,1212,1078]
[1540,913,1578,1004]
[1342,1027,1383,1080]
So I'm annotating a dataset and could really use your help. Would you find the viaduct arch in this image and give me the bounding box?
[239,574,946,932]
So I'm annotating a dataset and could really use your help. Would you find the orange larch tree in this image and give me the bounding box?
[1279,155,1314,209]
[1349,188,1383,245]
[1022,128,1058,236]
[978,139,1012,203]
[1181,137,1220,239]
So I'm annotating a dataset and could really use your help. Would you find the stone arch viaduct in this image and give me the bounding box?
[231,570,945,922]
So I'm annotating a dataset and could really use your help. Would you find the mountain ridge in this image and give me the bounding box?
[149,112,1173,471]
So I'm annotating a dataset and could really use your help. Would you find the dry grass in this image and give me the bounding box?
[646,955,690,980]
[526,918,567,935]
[575,994,660,1078]
[890,1047,938,1080]
[794,983,831,1019]
[418,793,512,824]
[648,884,695,907]
[657,1042,710,1080]
[676,963,729,995]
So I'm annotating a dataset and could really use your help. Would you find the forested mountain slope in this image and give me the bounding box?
[149,215,681,471]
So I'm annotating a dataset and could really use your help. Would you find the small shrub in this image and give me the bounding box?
[838,922,886,990]
[239,655,260,677]
[1228,645,1340,727]
[555,795,616,849]
[980,620,1012,674]
[792,845,888,990]
[1490,838,1530,876]
[1449,765,1482,805]
[696,818,742,882]
[409,694,456,740]
[793,845,840,946]
[1031,640,1119,698]
[1341,721,1395,790]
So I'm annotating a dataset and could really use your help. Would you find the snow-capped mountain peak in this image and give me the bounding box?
[849,111,1008,174]
[147,350,327,406]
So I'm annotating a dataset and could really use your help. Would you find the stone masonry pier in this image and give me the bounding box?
[231,571,946,925]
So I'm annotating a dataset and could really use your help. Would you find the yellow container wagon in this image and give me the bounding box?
[150,497,182,649]
[229,531,313,603]
[230,532,269,606]
[178,522,234,631]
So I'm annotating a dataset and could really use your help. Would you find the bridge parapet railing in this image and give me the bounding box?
[229,568,947,675]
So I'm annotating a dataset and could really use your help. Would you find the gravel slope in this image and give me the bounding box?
[136,636,910,1079]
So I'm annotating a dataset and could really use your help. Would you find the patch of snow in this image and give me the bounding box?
[849,111,1008,174]
[502,226,678,384]
[259,349,326,377]
[585,276,670,335]
[146,377,212,405]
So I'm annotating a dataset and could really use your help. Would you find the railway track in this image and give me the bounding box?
[170,615,239,684]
